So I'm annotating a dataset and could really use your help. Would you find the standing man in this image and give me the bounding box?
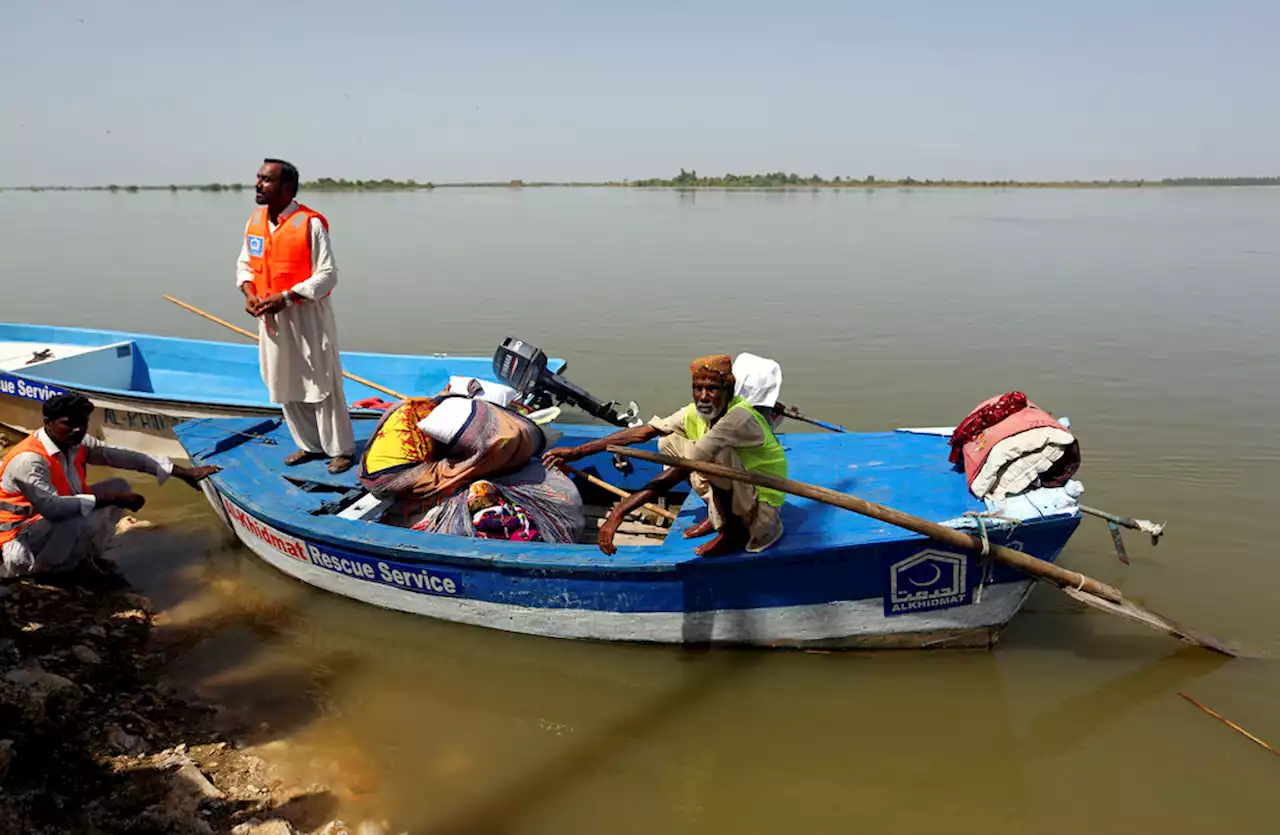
[237,158,355,473]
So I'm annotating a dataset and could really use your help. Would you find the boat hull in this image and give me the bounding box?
[0,323,563,458]
[176,412,1081,650]
[208,486,1064,650]
[0,386,278,459]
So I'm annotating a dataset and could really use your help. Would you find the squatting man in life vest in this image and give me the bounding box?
[237,158,356,474]
[0,394,220,585]
[542,354,788,557]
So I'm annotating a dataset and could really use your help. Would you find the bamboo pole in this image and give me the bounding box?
[608,445,1236,657]
[163,295,409,401]
[1178,693,1280,758]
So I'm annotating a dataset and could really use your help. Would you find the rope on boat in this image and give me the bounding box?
[966,512,992,557]
[962,511,1020,604]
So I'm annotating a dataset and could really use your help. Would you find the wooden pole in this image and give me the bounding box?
[1178,692,1280,758]
[164,295,409,401]
[776,402,846,433]
[164,294,258,340]
[559,463,678,522]
[608,445,1236,657]
[612,445,1120,599]
[1079,504,1165,544]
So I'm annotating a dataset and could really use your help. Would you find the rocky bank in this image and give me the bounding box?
[0,565,392,835]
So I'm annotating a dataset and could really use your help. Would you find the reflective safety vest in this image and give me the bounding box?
[0,433,88,545]
[683,396,788,507]
[244,203,329,300]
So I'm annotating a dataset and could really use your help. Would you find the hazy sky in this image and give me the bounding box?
[3,1,1275,185]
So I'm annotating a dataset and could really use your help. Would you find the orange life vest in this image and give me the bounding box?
[244,203,330,300]
[0,433,88,545]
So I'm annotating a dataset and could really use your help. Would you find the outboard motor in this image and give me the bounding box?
[493,337,641,428]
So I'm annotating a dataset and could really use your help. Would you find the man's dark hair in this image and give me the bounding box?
[264,158,300,196]
[43,392,94,422]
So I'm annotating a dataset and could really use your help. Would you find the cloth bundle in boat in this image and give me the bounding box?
[445,376,518,407]
[417,396,475,445]
[362,396,554,504]
[414,463,583,544]
[467,480,541,542]
[360,395,584,541]
[955,393,1080,500]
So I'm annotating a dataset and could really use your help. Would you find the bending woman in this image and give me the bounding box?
[358,395,584,543]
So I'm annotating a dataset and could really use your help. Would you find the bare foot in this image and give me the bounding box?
[694,525,748,557]
[114,516,157,536]
[682,517,715,540]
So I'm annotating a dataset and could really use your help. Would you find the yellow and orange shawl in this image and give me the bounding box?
[359,396,546,520]
[362,398,439,475]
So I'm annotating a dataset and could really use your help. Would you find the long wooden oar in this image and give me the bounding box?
[608,445,1236,657]
[164,294,408,401]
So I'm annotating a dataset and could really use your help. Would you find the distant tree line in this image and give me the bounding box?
[6,173,1280,193]
[308,177,434,191]
[1158,176,1280,186]
[93,183,247,193]
[627,169,1280,189]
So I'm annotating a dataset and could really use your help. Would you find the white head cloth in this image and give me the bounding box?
[417,396,475,445]
[733,353,783,408]
[445,376,517,407]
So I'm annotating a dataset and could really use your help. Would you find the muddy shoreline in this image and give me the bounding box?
[0,419,388,835]
[0,570,397,835]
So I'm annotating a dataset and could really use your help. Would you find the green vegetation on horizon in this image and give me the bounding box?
[631,169,1280,189]
[6,172,1280,192]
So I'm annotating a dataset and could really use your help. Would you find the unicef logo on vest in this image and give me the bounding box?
[247,235,265,256]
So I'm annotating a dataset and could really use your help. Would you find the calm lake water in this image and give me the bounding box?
[2,187,1278,833]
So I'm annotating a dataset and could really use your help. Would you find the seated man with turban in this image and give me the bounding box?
[542,354,787,557]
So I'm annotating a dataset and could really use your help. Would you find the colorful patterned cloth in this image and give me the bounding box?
[358,396,541,505]
[472,502,542,542]
[359,397,585,543]
[948,392,1030,466]
[416,462,583,544]
[466,480,503,513]
[360,398,439,476]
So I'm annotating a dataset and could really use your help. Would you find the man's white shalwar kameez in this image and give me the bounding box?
[235,200,355,458]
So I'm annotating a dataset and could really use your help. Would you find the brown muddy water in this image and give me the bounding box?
[2,187,1278,833]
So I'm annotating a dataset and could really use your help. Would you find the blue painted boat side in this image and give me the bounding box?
[223,493,1074,615]
[0,322,563,408]
[179,416,1079,616]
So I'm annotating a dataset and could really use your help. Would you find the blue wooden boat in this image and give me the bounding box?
[174,415,1083,649]
[0,323,563,457]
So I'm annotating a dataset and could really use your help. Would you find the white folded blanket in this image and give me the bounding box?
[970,426,1075,500]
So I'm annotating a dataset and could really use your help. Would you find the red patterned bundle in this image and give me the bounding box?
[947,392,1029,465]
